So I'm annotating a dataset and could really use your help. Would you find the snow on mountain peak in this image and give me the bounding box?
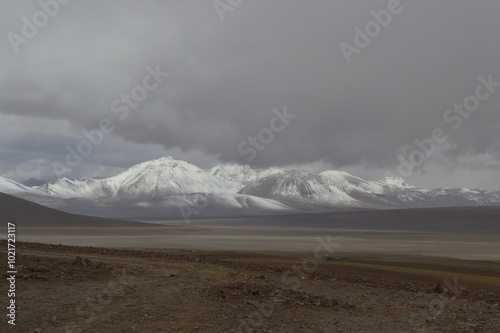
[209,163,286,185]
[38,156,241,201]
[0,176,49,196]
[378,176,415,188]
[126,156,199,173]
[26,156,500,213]
[319,170,384,194]
[0,176,34,193]
[240,170,360,207]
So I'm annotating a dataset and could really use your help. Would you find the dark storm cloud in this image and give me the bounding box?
[0,0,499,184]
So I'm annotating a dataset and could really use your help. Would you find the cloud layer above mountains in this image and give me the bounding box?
[0,0,499,189]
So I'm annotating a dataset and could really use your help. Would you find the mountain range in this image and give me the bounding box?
[1,156,499,220]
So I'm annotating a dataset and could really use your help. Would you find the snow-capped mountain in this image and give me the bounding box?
[38,156,241,201]
[319,171,499,208]
[422,188,500,208]
[0,175,95,212]
[208,163,286,185]
[0,176,46,195]
[319,171,386,194]
[31,157,292,219]
[2,156,498,220]
[318,171,424,207]
[239,170,362,208]
[37,177,115,200]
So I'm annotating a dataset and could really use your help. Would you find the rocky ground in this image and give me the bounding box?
[1,241,500,333]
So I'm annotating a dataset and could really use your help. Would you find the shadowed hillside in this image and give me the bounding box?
[0,192,150,228]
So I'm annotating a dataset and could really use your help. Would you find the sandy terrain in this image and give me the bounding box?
[13,223,500,262]
[1,241,499,333]
[2,196,499,332]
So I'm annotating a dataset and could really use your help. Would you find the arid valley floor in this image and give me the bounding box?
[1,198,500,332]
[2,240,500,333]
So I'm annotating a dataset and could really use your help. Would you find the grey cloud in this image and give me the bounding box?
[0,0,499,188]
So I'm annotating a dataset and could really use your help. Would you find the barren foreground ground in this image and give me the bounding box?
[2,241,499,333]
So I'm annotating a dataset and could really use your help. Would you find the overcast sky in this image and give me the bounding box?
[0,0,499,190]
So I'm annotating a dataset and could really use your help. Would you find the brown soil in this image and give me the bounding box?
[2,241,499,333]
